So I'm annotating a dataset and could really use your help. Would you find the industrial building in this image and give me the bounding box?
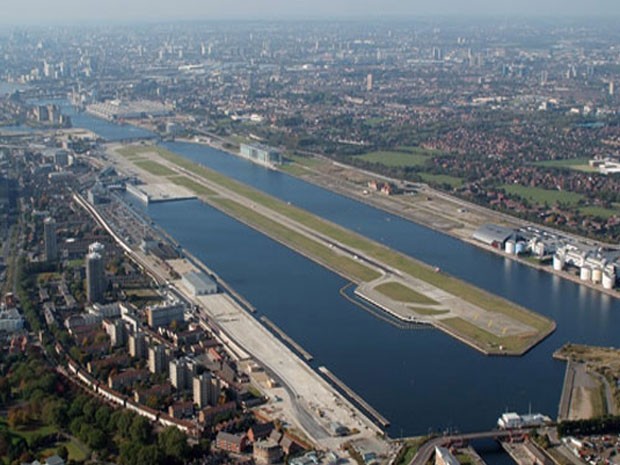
[182,271,218,296]
[147,303,185,328]
[86,99,173,121]
[472,224,515,248]
[553,246,619,290]
[240,143,282,167]
[473,223,619,291]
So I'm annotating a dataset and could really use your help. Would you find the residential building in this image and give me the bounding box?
[129,331,147,359]
[147,303,184,328]
[253,440,284,465]
[148,344,168,374]
[193,371,220,408]
[86,250,105,303]
[216,431,248,453]
[43,217,58,262]
[169,400,194,419]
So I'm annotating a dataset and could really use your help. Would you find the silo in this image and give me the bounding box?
[505,240,516,255]
[592,268,603,284]
[553,254,564,271]
[515,242,527,255]
[603,271,616,290]
[580,266,592,282]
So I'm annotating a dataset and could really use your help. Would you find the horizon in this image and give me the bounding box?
[2,0,620,26]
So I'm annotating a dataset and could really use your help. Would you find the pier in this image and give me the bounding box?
[558,360,576,421]
[259,316,314,361]
[318,366,390,428]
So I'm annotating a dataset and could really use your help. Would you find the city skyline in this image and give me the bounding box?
[2,0,620,24]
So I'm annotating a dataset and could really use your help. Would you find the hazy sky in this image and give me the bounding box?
[2,0,620,24]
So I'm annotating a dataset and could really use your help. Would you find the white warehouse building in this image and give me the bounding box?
[182,271,218,296]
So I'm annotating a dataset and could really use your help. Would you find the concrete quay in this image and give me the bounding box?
[260,316,314,361]
[318,366,390,428]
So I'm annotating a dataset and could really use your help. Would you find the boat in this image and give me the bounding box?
[497,411,552,429]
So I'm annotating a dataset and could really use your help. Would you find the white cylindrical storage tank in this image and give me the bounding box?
[505,240,516,255]
[603,272,616,290]
[580,266,592,282]
[553,254,564,271]
[534,242,545,257]
[592,268,603,284]
[515,242,526,255]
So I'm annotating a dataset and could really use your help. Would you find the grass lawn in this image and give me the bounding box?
[16,424,59,443]
[124,288,160,298]
[357,150,430,168]
[418,172,464,188]
[37,272,62,284]
[134,160,177,176]
[456,453,474,465]
[168,176,218,196]
[579,205,618,219]
[590,382,608,418]
[534,157,597,172]
[375,282,439,305]
[66,258,83,268]
[281,154,325,176]
[502,184,584,206]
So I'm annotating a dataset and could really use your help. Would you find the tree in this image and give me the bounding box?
[95,405,111,431]
[129,415,152,445]
[42,398,68,428]
[135,444,162,465]
[158,427,189,464]
[57,445,69,461]
[87,428,107,451]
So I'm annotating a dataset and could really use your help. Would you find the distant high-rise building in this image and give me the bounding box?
[148,345,168,374]
[610,81,615,96]
[193,372,221,408]
[86,247,105,303]
[432,47,443,61]
[540,71,548,86]
[366,73,373,92]
[43,217,58,262]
